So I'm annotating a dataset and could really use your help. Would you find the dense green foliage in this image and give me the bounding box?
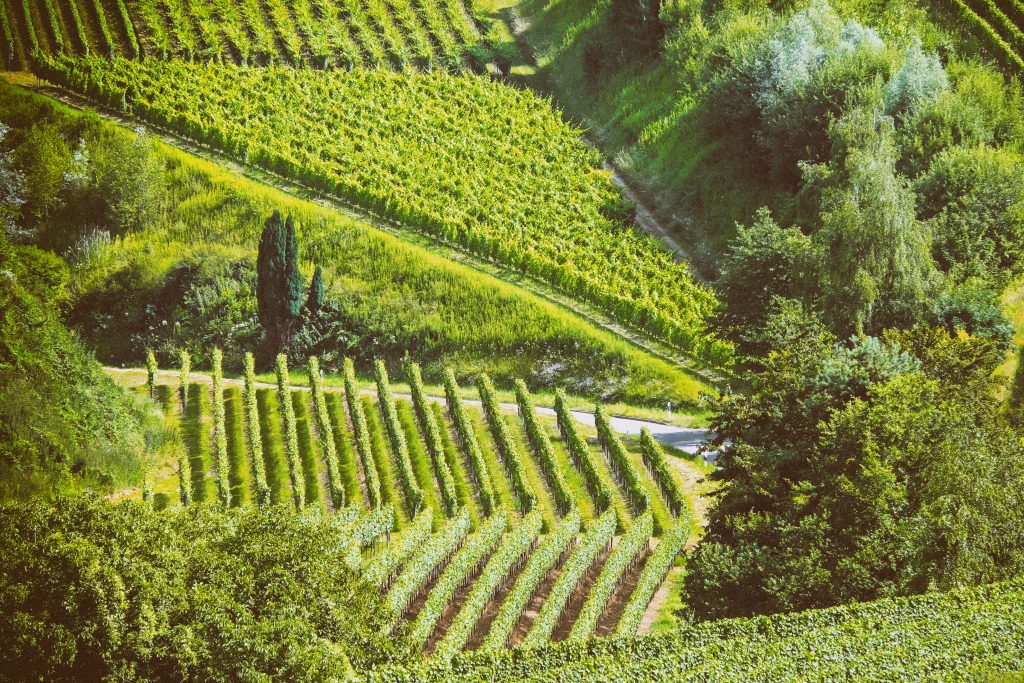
[386,509,472,624]
[256,210,304,355]
[243,352,271,506]
[553,390,612,513]
[366,509,435,588]
[344,357,382,508]
[0,497,409,680]
[37,56,726,368]
[513,380,573,516]
[365,578,1024,681]
[275,353,306,510]
[687,316,1024,619]
[0,230,152,499]
[309,356,346,508]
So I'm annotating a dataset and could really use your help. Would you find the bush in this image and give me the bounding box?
[0,497,408,679]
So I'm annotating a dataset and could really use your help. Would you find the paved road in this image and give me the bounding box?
[110,368,712,456]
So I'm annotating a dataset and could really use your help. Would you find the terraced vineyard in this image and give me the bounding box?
[366,577,1024,681]
[36,56,727,367]
[939,0,1024,69]
[141,353,697,652]
[0,0,490,70]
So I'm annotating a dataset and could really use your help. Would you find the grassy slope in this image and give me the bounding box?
[326,392,365,506]
[2,80,711,408]
[224,386,252,507]
[255,388,291,506]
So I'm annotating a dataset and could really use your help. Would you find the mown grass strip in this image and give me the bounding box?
[398,399,445,526]
[443,368,495,516]
[364,395,408,529]
[292,391,325,511]
[256,387,291,506]
[223,386,251,508]
[326,392,364,507]
[432,401,480,530]
[181,382,214,503]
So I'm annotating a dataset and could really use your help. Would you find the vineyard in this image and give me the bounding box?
[0,0,492,70]
[140,352,697,653]
[938,0,1024,69]
[35,55,729,368]
[366,577,1024,681]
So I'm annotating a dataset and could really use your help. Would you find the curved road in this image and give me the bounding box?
[108,368,711,456]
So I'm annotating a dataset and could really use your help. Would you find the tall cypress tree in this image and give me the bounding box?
[256,210,304,355]
[306,265,325,316]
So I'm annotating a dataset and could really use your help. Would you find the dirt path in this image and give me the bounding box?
[594,542,652,637]
[550,541,613,642]
[637,565,683,634]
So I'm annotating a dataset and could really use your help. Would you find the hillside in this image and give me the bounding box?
[3,0,1024,678]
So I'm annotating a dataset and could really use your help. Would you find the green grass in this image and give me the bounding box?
[431,401,480,530]
[649,564,687,633]
[325,392,364,507]
[363,395,408,529]
[497,408,559,532]
[537,415,595,523]
[255,388,290,506]
[467,407,519,520]
[396,399,445,528]
[181,383,214,503]
[291,391,325,512]
[223,386,251,507]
